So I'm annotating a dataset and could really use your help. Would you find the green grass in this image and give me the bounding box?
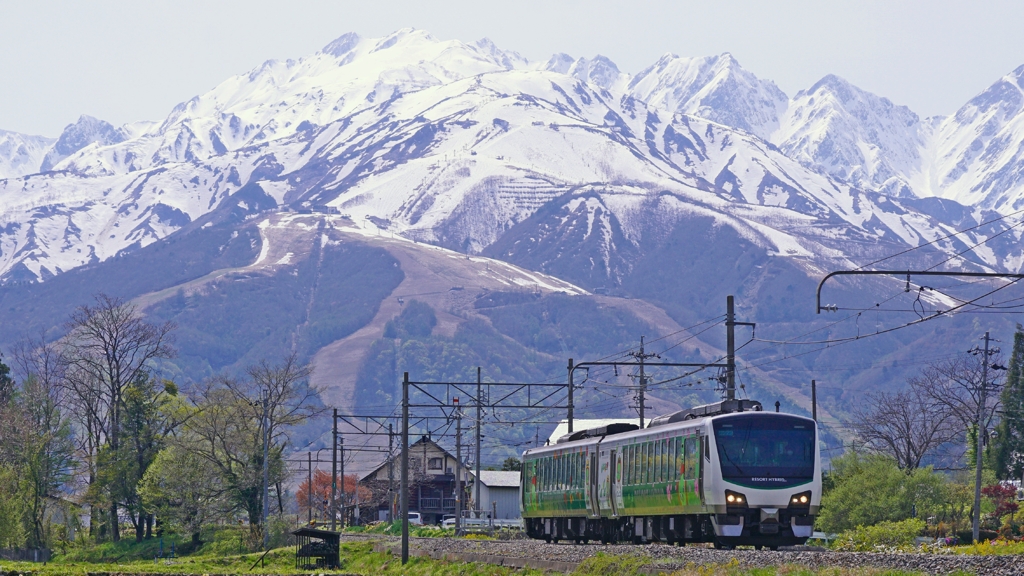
[0,540,947,576]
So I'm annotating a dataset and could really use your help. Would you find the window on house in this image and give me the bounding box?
[428,457,443,470]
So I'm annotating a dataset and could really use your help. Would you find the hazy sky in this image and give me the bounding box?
[2,0,1023,136]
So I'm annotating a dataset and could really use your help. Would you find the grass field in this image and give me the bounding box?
[0,540,954,576]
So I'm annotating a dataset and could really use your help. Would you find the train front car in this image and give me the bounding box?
[706,412,820,549]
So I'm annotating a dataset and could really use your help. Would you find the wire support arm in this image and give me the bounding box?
[816,270,1024,314]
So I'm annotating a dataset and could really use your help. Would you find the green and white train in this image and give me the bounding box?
[520,400,820,549]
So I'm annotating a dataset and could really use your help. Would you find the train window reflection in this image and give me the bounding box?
[713,415,814,481]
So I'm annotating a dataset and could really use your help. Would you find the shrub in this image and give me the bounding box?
[831,518,926,552]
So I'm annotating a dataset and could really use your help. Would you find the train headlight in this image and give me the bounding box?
[725,490,747,507]
[789,491,812,507]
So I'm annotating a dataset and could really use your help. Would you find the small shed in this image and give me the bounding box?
[292,527,340,569]
[474,470,522,519]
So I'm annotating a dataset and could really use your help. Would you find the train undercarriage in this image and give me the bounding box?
[524,511,812,549]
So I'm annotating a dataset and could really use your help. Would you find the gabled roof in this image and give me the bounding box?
[358,435,460,482]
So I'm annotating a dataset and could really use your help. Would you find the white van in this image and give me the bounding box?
[407,511,423,525]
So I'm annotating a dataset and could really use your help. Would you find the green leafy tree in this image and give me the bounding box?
[139,443,226,546]
[818,451,946,534]
[500,457,522,471]
[91,374,186,542]
[0,464,27,547]
[383,300,437,339]
[994,324,1024,479]
[0,340,74,549]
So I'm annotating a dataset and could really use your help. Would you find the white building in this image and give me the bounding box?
[472,470,521,520]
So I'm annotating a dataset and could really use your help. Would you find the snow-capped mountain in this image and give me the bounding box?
[0,130,53,179]
[773,74,925,198]
[927,64,1024,213]
[1,29,1023,287]
[0,116,129,179]
[628,53,789,141]
[39,115,126,172]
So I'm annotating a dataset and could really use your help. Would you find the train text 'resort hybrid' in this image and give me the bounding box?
[519,400,820,549]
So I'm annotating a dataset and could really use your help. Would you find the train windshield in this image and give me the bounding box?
[713,414,815,488]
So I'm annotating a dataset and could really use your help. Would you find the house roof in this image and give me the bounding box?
[358,435,460,482]
[474,470,520,488]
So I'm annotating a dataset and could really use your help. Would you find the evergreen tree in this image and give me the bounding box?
[995,324,1024,479]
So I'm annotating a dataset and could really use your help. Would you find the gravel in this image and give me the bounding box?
[342,533,1024,575]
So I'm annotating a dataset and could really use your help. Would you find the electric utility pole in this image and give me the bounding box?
[331,408,338,531]
[726,295,756,401]
[401,373,410,564]
[475,367,482,518]
[629,337,659,428]
[388,423,395,521]
[971,332,998,544]
[339,435,345,527]
[454,396,463,535]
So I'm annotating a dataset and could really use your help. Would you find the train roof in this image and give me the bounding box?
[523,408,815,457]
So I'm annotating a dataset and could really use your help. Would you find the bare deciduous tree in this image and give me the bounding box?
[910,352,1004,434]
[852,388,960,470]
[184,354,322,544]
[62,294,175,541]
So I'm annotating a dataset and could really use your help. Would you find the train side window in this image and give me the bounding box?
[659,440,666,482]
[664,439,671,481]
[638,444,644,484]
[683,437,694,479]
[648,442,655,484]
[629,446,635,485]
[675,438,682,480]
[633,445,639,485]
[663,440,670,482]
[639,444,646,484]
[643,443,651,484]
[541,459,546,492]
[652,441,659,483]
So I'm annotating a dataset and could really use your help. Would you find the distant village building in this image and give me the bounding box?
[473,470,521,520]
[358,436,523,524]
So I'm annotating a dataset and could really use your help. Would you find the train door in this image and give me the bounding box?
[588,450,600,517]
[699,434,708,506]
[609,449,619,517]
[613,449,625,514]
[597,449,612,515]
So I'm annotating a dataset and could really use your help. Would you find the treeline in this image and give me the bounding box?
[829,324,1024,539]
[0,294,322,550]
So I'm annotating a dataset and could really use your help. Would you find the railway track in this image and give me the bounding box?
[342,533,1024,575]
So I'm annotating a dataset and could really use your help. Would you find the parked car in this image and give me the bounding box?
[407,511,423,525]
